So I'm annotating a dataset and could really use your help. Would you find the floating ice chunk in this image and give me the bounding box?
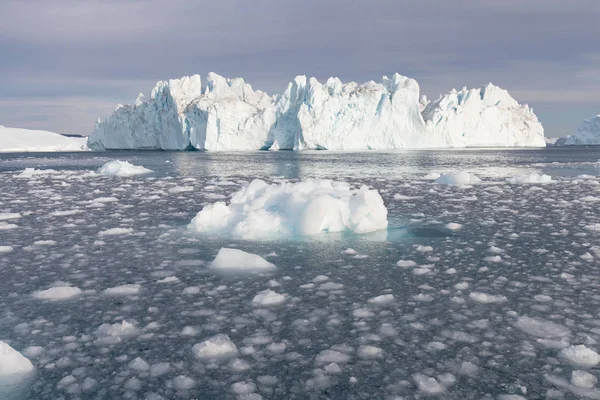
[22,346,43,358]
[469,292,507,304]
[367,294,394,305]
[172,375,195,390]
[98,227,134,236]
[0,341,35,375]
[416,245,433,252]
[484,255,503,263]
[231,381,256,395]
[559,345,600,368]
[188,179,388,239]
[252,289,285,306]
[128,357,149,371]
[210,248,276,271]
[150,362,171,377]
[157,276,179,283]
[343,248,358,255]
[94,320,138,344]
[446,223,463,230]
[488,246,504,254]
[0,246,13,253]
[397,260,417,267]
[0,213,21,221]
[507,173,553,184]
[103,284,141,296]
[32,286,82,301]
[571,370,598,388]
[497,395,527,400]
[423,172,441,180]
[514,316,570,338]
[97,160,152,176]
[315,349,351,365]
[192,334,238,360]
[357,345,383,359]
[412,373,447,395]
[436,171,481,185]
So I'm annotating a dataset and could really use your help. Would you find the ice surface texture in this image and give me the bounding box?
[0,126,88,152]
[88,73,546,151]
[188,179,388,239]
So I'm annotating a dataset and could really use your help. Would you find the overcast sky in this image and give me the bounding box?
[1,0,599,137]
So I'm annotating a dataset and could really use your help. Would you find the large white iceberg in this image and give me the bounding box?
[556,115,600,145]
[88,72,546,151]
[0,126,88,152]
[188,179,388,239]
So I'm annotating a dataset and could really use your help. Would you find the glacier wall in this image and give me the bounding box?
[88,72,546,151]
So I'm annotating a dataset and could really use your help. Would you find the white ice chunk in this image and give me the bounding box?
[192,334,238,360]
[252,289,285,306]
[436,171,481,185]
[103,284,141,296]
[559,345,600,368]
[188,179,388,239]
[507,173,553,184]
[97,160,152,176]
[210,248,276,271]
[32,286,82,301]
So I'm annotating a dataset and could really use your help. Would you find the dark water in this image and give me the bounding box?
[1,148,600,399]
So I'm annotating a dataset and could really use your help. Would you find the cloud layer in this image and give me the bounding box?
[1,0,598,136]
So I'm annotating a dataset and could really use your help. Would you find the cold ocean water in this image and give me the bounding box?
[1,148,600,399]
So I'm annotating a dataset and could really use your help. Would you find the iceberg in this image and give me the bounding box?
[188,179,388,239]
[0,126,88,152]
[88,73,546,151]
[555,115,600,145]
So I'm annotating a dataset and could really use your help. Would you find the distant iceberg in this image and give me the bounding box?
[555,115,600,145]
[88,72,546,151]
[0,126,88,152]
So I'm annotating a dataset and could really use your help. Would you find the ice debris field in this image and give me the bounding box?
[2,148,600,399]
